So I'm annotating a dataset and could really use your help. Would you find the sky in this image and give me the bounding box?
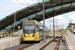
[0,0,75,29]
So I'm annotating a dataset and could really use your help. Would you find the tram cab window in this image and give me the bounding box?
[23,24,35,33]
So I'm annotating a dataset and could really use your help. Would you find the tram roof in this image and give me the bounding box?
[0,0,75,32]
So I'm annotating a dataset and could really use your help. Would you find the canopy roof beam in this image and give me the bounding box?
[61,0,63,13]
[0,0,75,31]
[2,22,11,25]
[1,24,12,30]
[38,3,50,18]
[17,11,27,17]
[53,7,56,15]
[27,7,42,19]
[50,0,56,15]
[1,20,20,30]
[44,11,50,18]
[69,0,73,11]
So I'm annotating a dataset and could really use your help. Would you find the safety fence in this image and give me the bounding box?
[0,29,23,39]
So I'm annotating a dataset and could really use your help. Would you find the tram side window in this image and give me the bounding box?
[35,25,39,32]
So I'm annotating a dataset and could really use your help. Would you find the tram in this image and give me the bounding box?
[22,20,49,42]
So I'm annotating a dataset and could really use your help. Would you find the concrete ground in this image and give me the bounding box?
[23,37,66,50]
[0,37,16,43]
[0,37,22,50]
[67,30,75,45]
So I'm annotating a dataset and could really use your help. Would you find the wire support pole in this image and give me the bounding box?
[53,17,55,37]
[14,13,16,31]
[43,0,46,42]
[56,19,57,33]
[13,12,16,37]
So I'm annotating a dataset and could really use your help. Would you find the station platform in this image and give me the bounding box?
[67,30,75,45]
[64,30,75,50]
[0,37,22,50]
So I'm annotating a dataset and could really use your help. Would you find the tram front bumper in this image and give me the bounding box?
[23,37,35,41]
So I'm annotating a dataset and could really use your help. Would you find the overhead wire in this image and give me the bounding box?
[16,0,56,11]
[16,0,40,20]
[24,0,43,20]
[24,0,38,5]
[24,0,42,11]
[16,0,42,11]
[24,0,56,11]
[16,0,26,7]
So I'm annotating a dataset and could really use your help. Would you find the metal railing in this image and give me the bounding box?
[0,29,23,39]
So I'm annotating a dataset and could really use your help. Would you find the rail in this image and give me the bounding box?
[54,38,62,50]
[39,37,57,50]
[17,43,36,50]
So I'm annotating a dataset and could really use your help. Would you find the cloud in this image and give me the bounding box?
[68,14,75,20]
[0,4,24,20]
[40,12,75,28]
[42,15,69,28]
[68,14,75,23]
[54,15,68,24]
[46,15,68,24]
[0,2,28,19]
[0,0,43,20]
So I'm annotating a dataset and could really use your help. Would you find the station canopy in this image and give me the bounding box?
[0,0,75,32]
[69,23,75,26]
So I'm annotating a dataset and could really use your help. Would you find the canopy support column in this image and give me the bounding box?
[43,0,46,42]
[13,12,16,37]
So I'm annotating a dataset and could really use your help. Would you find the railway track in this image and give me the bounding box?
[39,36,62,50]
[54,38,62,50]
[5,43,36,50]
[5,37,49,50]
[17,43,36,50]
[5,37,62,50]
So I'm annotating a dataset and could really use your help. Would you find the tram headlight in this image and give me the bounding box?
[24,34,26,37]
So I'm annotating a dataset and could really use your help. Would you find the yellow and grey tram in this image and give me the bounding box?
[22,20,49,42]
